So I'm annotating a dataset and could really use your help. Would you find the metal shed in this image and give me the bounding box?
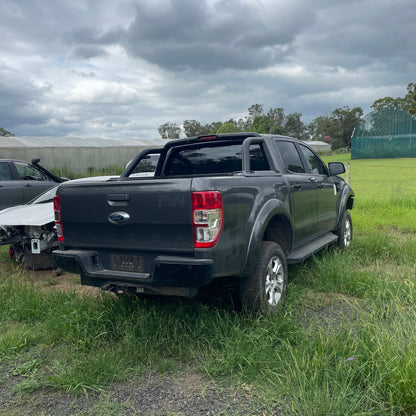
[0,137,167,174]
[306,141,331,153]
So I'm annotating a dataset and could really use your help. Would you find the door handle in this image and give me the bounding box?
[107,193,130,206]
[24,183,32,188]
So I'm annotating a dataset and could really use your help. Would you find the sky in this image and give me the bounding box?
[0,0,415,139]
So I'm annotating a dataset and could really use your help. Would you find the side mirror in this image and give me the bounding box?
[328,162,345,176]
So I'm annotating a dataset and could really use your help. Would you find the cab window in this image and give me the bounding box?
[298,145,327,175]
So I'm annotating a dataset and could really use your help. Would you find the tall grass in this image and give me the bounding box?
[1,156,416,414]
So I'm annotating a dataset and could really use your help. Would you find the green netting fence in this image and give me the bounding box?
[351,108,416,159]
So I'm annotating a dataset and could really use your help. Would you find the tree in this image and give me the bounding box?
[371,82,416,116]
[183,120,205,137]
[206,121,224,134]
[284,112,307,140]
[247,104,264,124]
[244,105,286,134]
[266,107,285,127]
[308,106,363,149]
[216,122,239,134]
[332,106,363,148]
[252,116,284,135]
[406,82,416,115]
[158,122,181,140]
[0,127,14,137]
[308,115,332,141]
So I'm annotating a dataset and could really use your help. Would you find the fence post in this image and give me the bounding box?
[346,162,351,185]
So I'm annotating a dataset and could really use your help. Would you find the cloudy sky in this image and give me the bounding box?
[0,0,415,139]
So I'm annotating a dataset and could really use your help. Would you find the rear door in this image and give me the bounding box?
[274,140,317,243]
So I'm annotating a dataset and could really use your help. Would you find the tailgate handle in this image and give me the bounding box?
[107,193,130,206]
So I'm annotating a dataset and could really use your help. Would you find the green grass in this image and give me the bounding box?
[1,156,416,415]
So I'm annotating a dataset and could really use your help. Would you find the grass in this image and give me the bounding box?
[1,156,416,415]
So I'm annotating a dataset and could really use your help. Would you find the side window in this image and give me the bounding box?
[13,162,45,181]
[275,141,305,173]
[298,145,327,175]
[0,162,12,180]
[249,144,270,171]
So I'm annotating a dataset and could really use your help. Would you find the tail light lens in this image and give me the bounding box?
[54,195,64,242]
[191,191,223,248]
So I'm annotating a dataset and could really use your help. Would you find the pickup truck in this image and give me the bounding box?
[53,133,354,314]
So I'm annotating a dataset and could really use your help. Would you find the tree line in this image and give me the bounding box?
[158,82,416,149]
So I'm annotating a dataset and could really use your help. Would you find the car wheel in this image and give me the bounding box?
[336,211,353,249]
[240,241,288,315]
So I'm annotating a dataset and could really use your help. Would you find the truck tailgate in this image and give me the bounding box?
[58,178,194,253]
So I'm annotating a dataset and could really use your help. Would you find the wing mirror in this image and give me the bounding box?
[328,162,345,176]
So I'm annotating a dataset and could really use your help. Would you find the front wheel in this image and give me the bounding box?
[336,211,353,249]
[240,241,288,315]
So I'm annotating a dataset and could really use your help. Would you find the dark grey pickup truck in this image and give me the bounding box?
[53,133,354,314]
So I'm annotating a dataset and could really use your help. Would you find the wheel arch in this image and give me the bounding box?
[336,187,354,228]
[240,200,293,278]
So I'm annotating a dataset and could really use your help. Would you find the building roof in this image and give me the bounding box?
[0,136,168,148]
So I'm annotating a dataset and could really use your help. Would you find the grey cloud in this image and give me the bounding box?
[0,66,50,131]
[120,0,316,71]
[72,46,108,60]
[297,0,416,71]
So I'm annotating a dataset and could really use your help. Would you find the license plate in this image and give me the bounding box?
[110,254,144,272]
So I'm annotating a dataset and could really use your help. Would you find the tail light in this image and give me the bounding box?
[191,191,223,248]
[54,195,64,242]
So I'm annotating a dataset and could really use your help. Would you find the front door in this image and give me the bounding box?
[297,144,338,234]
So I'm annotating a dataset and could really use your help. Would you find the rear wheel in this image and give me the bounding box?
[240,241,288,315]
[336,211,353,249]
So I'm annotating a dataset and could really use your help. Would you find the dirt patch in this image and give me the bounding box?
[21,268,103,297]
[298,292,363,330]
[0,368,269,416]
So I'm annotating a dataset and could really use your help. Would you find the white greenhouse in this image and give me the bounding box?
[0,137,168,174]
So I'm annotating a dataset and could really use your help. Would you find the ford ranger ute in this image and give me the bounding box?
[53,133,354,314]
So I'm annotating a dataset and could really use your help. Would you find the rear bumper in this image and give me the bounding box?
[52,249,214,297]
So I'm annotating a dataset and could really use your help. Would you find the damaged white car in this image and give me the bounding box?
[0,186,57,269]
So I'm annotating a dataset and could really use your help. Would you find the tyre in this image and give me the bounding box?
[335,211,353,249]
[240,241,288,315]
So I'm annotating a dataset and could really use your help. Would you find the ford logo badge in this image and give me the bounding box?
[108,211,130,225]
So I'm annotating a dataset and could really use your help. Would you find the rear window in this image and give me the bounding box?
[164,143,270,176]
